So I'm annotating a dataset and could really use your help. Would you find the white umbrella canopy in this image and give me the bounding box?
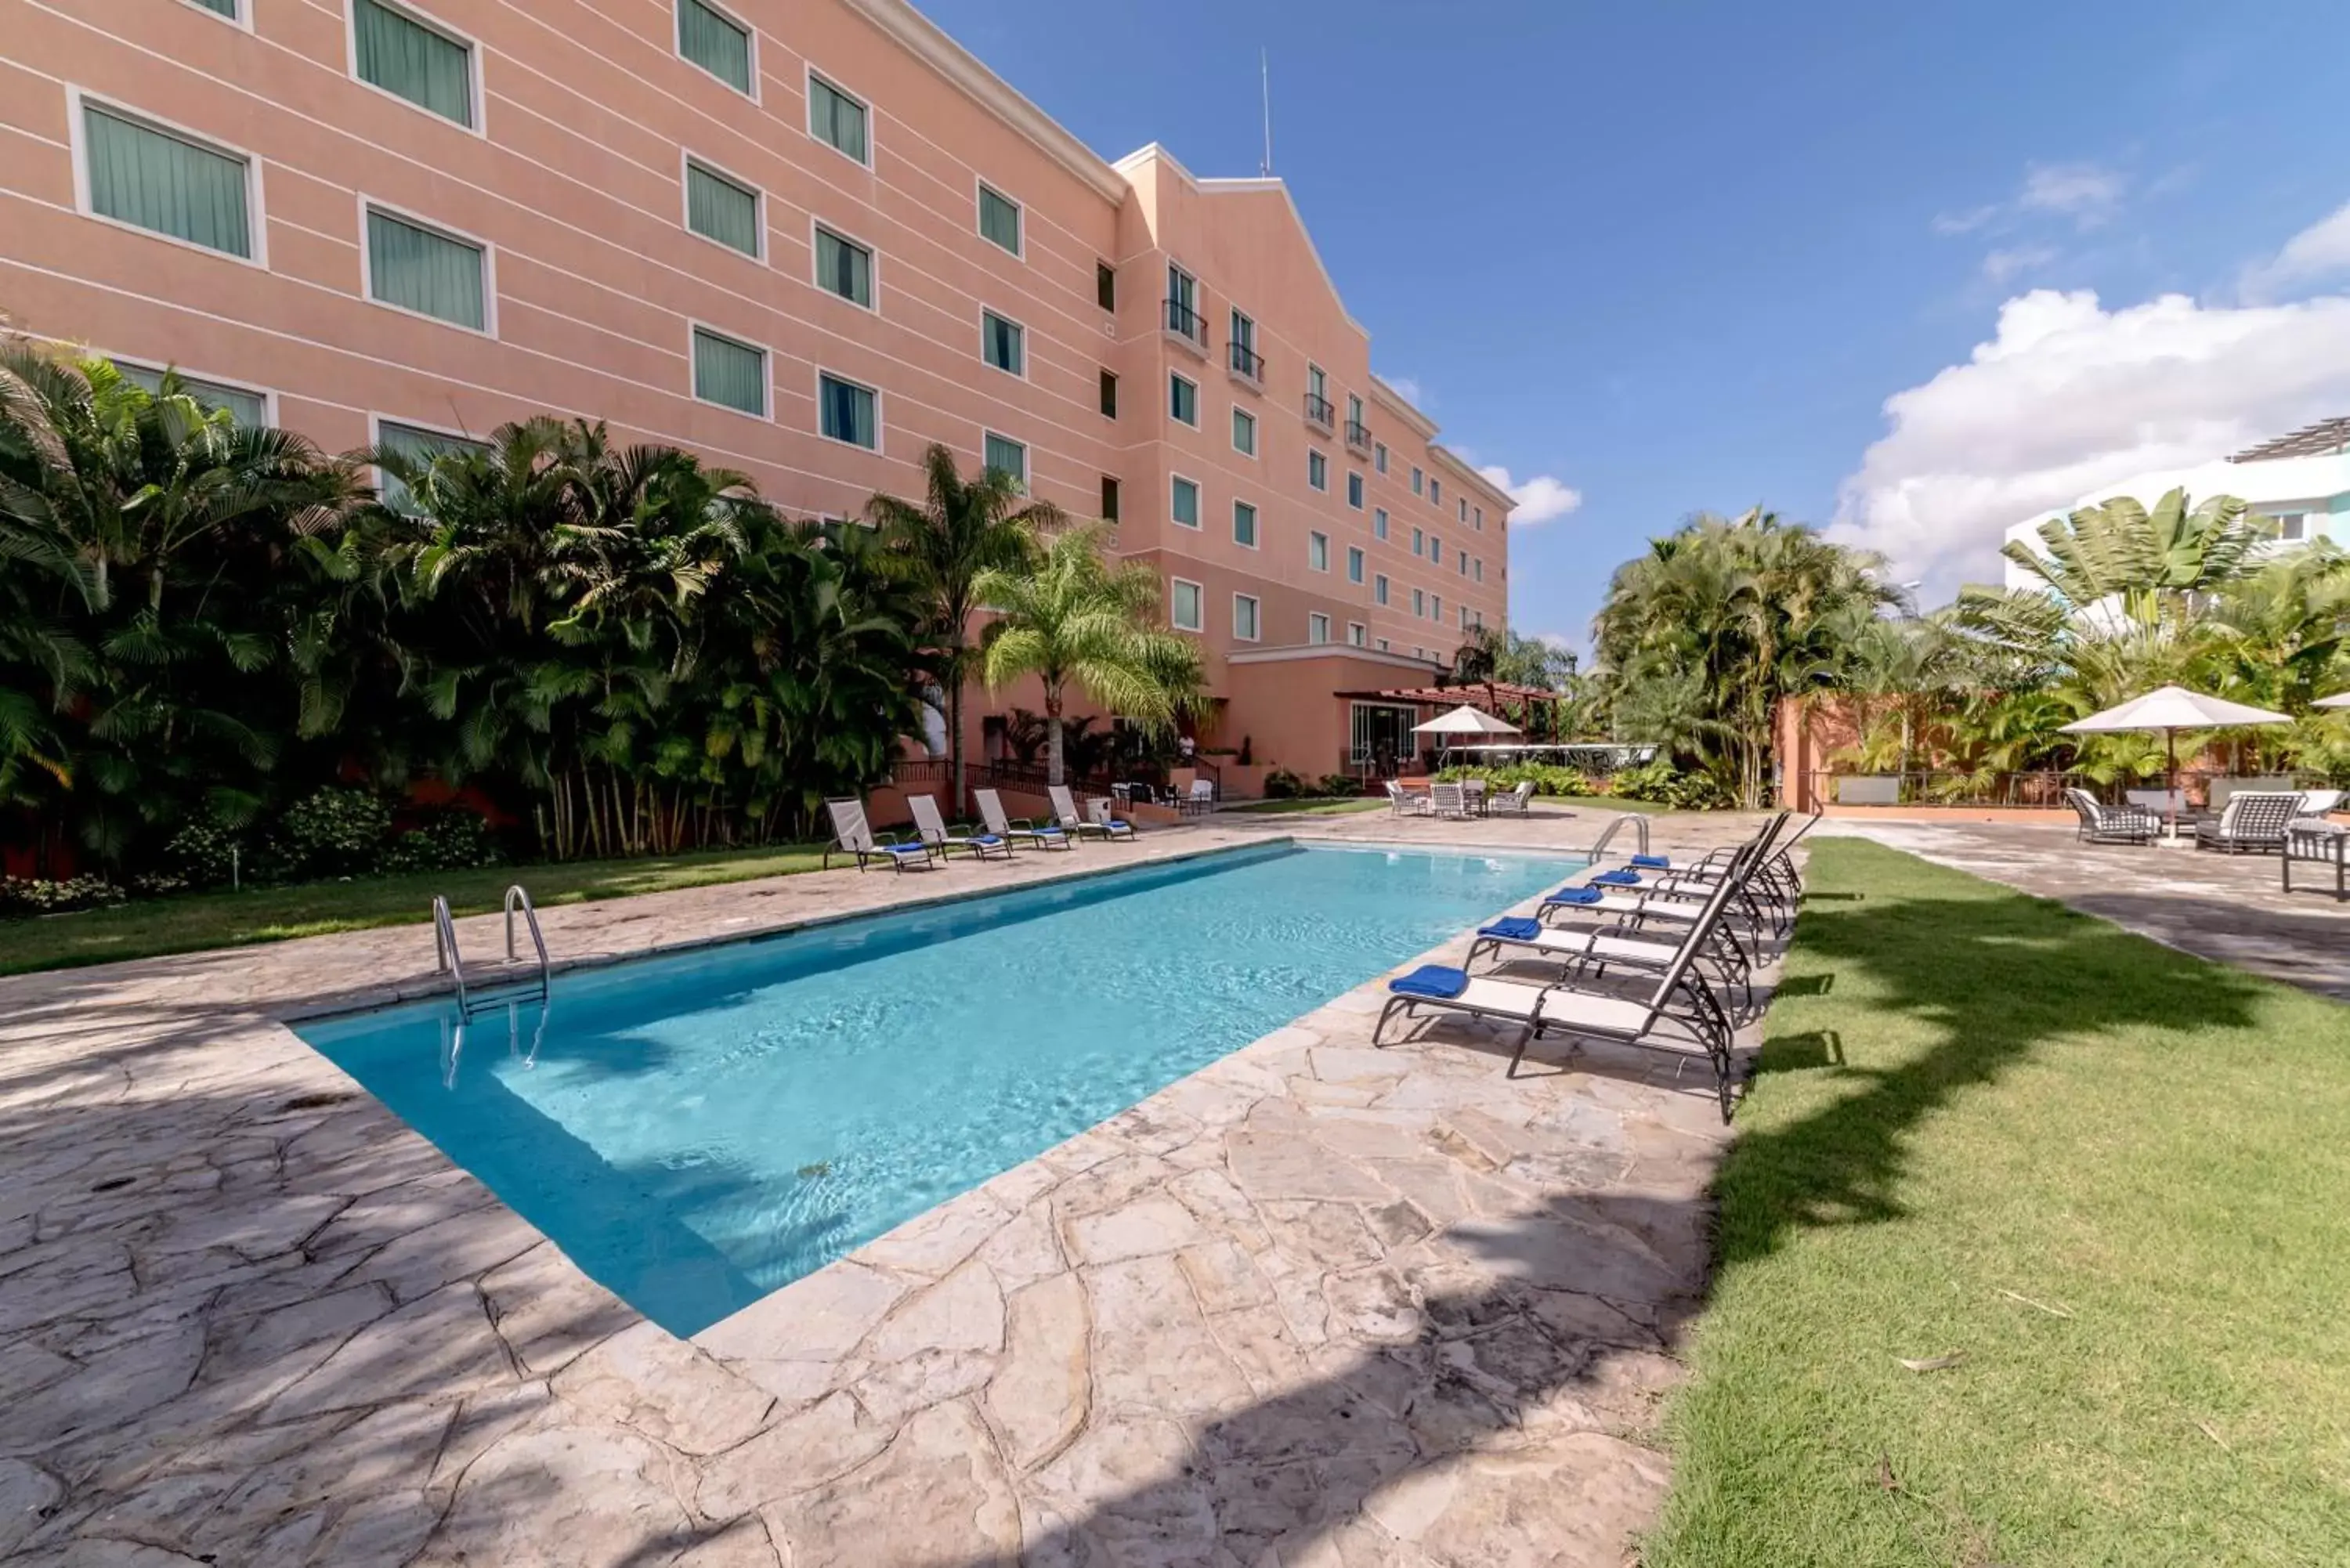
[2314,692,2350,710]
[1412,704,1523,737]
[2059,685,2291,838]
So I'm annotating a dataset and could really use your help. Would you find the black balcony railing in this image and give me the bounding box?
[1228,341,1264,381]
[1344,419,1372,450]
[1162,298,1205,343]
[1303,392,1335,428]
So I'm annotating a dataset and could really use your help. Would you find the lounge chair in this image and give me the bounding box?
[975,787,1071,851]
[822,797,937,873]
[2193,789,2302,854]
[1538,819,1788,953]
[2064,787,2160,845]
[1373,872,1744,1113]
[907,793,1013,862]
[1088,797,1139,839]
[1183,779,1217,815]
[2295,789,2343,818]
[1384,780,1429,817]
[1050,784,1135,843]
[1468,913,1754,1013]
[1487,780,1537,816]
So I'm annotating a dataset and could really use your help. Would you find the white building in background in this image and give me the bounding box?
[2002,417,2350,589]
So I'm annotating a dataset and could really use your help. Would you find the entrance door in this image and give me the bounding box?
[1350,703,1420,779]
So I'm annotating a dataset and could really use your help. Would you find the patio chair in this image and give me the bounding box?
[1468,909,1754,1013]
[1089,797,1139,839]
[822,798,937,873]
[1574,812,1795,938]
[2193,789,2303,854]
[1486,780,1537,816]
[907,793,1013,862]
[1384,780,1430,817]
[1462,779,1489,816]
[1538,818,1788,954]
[1429,782,1470,820]
[2064,787,2160,846]
[1050,784,1135,843]
[1373,870,1744,1114]
[974,787,1071,852]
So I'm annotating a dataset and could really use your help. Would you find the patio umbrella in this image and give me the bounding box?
[2314,692,2350,709]
[2059,685,2290,839]
[1412,703,1522,766]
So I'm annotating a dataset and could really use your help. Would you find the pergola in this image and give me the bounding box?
[1329,680,1573,739]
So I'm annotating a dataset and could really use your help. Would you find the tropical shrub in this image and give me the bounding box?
[1317,772,1360,797]
[1261,768,1306,799]
[1434,762,1598,797]
[266,788,395,880]
[0,876,128,917]
[1611,761,1735,810]
[164,819,244,889]
[382,809,504,873]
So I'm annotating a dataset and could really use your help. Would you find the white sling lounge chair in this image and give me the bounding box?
[975,787,1071,851]
[908,793,1014,862]
[1487,780,1537,816]
[1088,796,1140,840]
[823,797,936,873]
[1373,872,1745,1115]
[1050,784,1135,843]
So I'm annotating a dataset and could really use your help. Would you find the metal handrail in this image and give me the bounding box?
[1589,812,1651,862]
[504,883,549,974]
[1302,392,1335,428]
[432,895,468,1014]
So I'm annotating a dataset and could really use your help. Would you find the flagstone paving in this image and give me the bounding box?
[0,807,1777,1566]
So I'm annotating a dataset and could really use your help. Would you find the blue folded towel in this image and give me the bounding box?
[971,833,1004,844]
[881,842,926,854]
[1390,964,1469,1000]
[1593,869,1642,886]
[1544,886,1602,905]
[1480,916,1543,941]
[1631,853,1670,869]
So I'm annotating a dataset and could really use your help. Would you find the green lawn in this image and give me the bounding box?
[1222,797,1389,816]
[0,842,830,976]
[1646,839,2350,1566]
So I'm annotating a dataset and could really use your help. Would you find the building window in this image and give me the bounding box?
[1347,545,1364,584]
[1375,574,1390,607]
[1170,374,1198,427]
[1229,308,1260,380]
[373,418,489,512]
[1375,442,1388,474]
[1374,508,1388,542]
[2276,512,2308,540]
[1232,406,1256,456]
[983,432,1027,491]
[366,207,487,331]
[1412,526,1424,557]
[1459,604,1471,630]
[1459,551,1469,576]
[1412,466,1423,497]
[1431,478,1442,507]
[1101,475,1120,521]
[1307,450,1327,491]
[1412,587,1426,618]
[1170,577,1203,631]
[79,103,255,259]
[1096,261,1116,311]
[981,309,1025,376]
[1348,621,1367,647]
[685,159,761,256]
[692,327,766,415]
[978,183,1021,255]
[1459,497,1469,522]
[1233,594,1260,642]
[818,370,877,448]
[1473,505,1484,530]
[813,223,873,305]
[1347,472,1364,510]
[808,72,869,164]
[1099,370,1118,418]
[1308,530,1329,572]
[1233,500,1258,548]
[1431,533,1442,565]
[1307,363,1326,400]
[192,0,240,17]
[1378,638,1391,652]
[1432,594,1442,623]
[1165,262,1201,340]
[114,362,266,427]
[1473,557,1484,583]
[353,0,475,128]
[1309,612,1330,645]
[1170,475,1199,529]
[678,0,753,95]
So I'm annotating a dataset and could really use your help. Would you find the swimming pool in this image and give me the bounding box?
[298,840,1579,1335]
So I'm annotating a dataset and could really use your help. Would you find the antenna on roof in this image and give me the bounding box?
[1260,48,1274,177]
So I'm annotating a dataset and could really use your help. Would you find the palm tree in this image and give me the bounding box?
[868,445,1057,809]
[971,522,1203,786]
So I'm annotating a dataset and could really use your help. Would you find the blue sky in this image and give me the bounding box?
[924,0,2350,653]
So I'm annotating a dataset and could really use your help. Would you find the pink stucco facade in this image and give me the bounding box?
[2,0,1513,782]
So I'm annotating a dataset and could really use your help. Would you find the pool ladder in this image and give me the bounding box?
[432,884,551,1019]
[1588,812,1652,864]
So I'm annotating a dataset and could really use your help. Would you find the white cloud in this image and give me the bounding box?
[1477,465,1583,526]
[1932,204,1999,237]
[2019,161,2125,229]
[2240,198,2350,301]
[1382,374,1426,406]
[1831,285,2350,599]
[1981,244,2058,284]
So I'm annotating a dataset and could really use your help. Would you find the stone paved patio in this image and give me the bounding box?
[0,805,1777,1566]
[1820,818,2350,1000]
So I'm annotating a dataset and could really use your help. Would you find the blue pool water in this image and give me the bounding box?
[298,841,1578,1335]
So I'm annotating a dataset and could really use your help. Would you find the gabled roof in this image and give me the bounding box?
[1113,143,1368,340]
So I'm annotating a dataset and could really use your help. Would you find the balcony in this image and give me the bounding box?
[1161,298,1207,359]
[1344,419,1372,455]
[1302,392,1335,432]
[1227,340,1264,391]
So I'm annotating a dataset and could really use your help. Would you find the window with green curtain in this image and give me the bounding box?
[685,161,759,255]
[678,0,751,92]
[814,226,871,305]
[193,0,238,17]
[692,328,765,415]
[982,311,1023,375]
[1232,502,1256,548]
[376,419,488,512]
[367,208,485,329]
[819,373,877,448]
[1231,407,1255,455]
[1170,477,1198,527]
[1169,374,1196,425]
[1234,596,1260,640]
[978,186,1020,254]
[1170,580,1202,630]
[984,434,1026,491]
[113,363,264,428]
[83,106,251,258]
[809,75,867,163]
[353,0,474,128]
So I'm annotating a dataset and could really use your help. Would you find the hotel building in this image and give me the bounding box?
[2,0,1513,786]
